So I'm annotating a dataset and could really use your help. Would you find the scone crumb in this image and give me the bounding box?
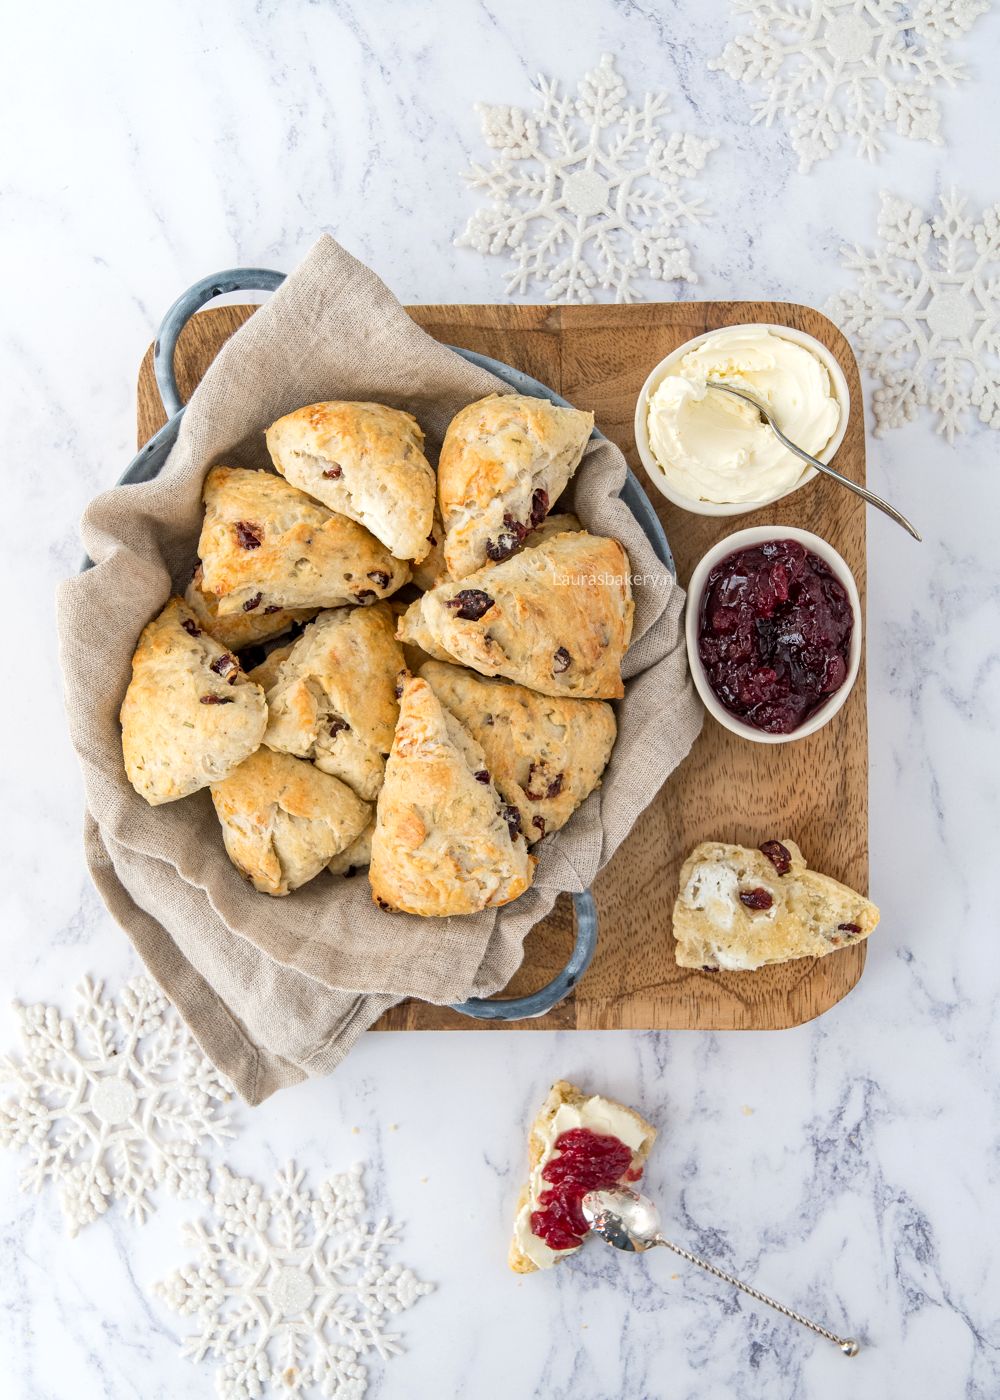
[741,1105,755,1117]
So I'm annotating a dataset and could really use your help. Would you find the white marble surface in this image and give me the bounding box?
[3,1,1000,1396]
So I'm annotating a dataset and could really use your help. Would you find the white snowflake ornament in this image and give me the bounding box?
[457,53,717,302]
[827,189,1000,439]
[157,1161,433,1400]
[710,0,989,172]
[0,975,234,1235]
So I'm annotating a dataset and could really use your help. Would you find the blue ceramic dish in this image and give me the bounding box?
[89,269,673,1022]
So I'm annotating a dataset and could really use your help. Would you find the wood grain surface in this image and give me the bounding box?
[137,300,869,1033]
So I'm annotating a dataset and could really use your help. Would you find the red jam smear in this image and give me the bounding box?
[530,1127,639,1251]
[698,539,853,734]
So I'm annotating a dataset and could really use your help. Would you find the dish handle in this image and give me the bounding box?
[449,891,597,1020]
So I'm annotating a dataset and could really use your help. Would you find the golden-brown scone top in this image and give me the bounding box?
[397,530,634,700]
[419,661,616,844]
[369,675,535,917]
[120,596,267,806]
[438,393,594,578]
[265,401,436,563]
[673,839,880,972]
[197,466,409,616]
[210,747,370,896]
[183,565,316,653]
[261,603,405,802]
[327,817,374,876]
[508,1080,657,1274]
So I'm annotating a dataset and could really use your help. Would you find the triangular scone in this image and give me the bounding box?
[197,466,409,615]
[673,839,880,971]
[510,1080,657,1274]
[265,401,436,563]
[184,565,316,652]
[261,603,406,802]
[396,531,634,699]
[369,675,535,916]
[210,748,370,896]
[438,393,594,578]
[419,661,616,844]
[327,817,374,876]
[120,597,267,806]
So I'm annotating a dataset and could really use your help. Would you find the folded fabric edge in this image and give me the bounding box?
[85,816,297,1105]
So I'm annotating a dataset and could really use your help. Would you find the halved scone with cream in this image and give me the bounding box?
[197,466,409,615]
[120,596,267,806]
[510,1080,657,1273]
[210,747,370,896]
[184,564,316,652]
[438,393,593,578]
[673,839,880,971]
[369,675,535,916]
[265,401,436,562]
[419,660,616,843]
[396,531,634,700]
[261,603,405,802]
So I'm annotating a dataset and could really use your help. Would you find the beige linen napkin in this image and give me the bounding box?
[57,235,702,1103]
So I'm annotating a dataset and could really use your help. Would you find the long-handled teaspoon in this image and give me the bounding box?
[706,380,921,542]
[583,1185,860,1358]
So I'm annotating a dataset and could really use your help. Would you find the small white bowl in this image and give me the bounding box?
[634,324,851,517]
[685,526,862,745]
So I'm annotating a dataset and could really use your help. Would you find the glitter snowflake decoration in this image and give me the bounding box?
[710,0,989,172]
[157,1161,433,1400]
[456,52,717,303]
[0,975,234,1235]
[827,189,1000,439]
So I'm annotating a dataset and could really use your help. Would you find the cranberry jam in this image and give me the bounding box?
[530,1128,642,1251]
[697,538,854,735]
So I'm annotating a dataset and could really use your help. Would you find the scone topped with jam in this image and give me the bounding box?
[673,839,879,971]
[120,596,267,805]
[510,1080,657,1273]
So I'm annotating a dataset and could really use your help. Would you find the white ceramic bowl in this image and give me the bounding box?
[685,526,862,745]
[634,324,851,517]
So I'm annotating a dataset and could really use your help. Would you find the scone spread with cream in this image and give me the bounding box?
[211,747,370,896]
[261,602,405,801]
[419,660,616,843]
[438,392,593,578]
[197,466,409,615]
[120,596,267,805]
[510,1080,657,1273]
[396,530,634,700]
[369,674,535,917]
[265,401,436,563]
[673,839,879,971]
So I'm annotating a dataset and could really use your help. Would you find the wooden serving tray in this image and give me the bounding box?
[138,301,868,1034]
